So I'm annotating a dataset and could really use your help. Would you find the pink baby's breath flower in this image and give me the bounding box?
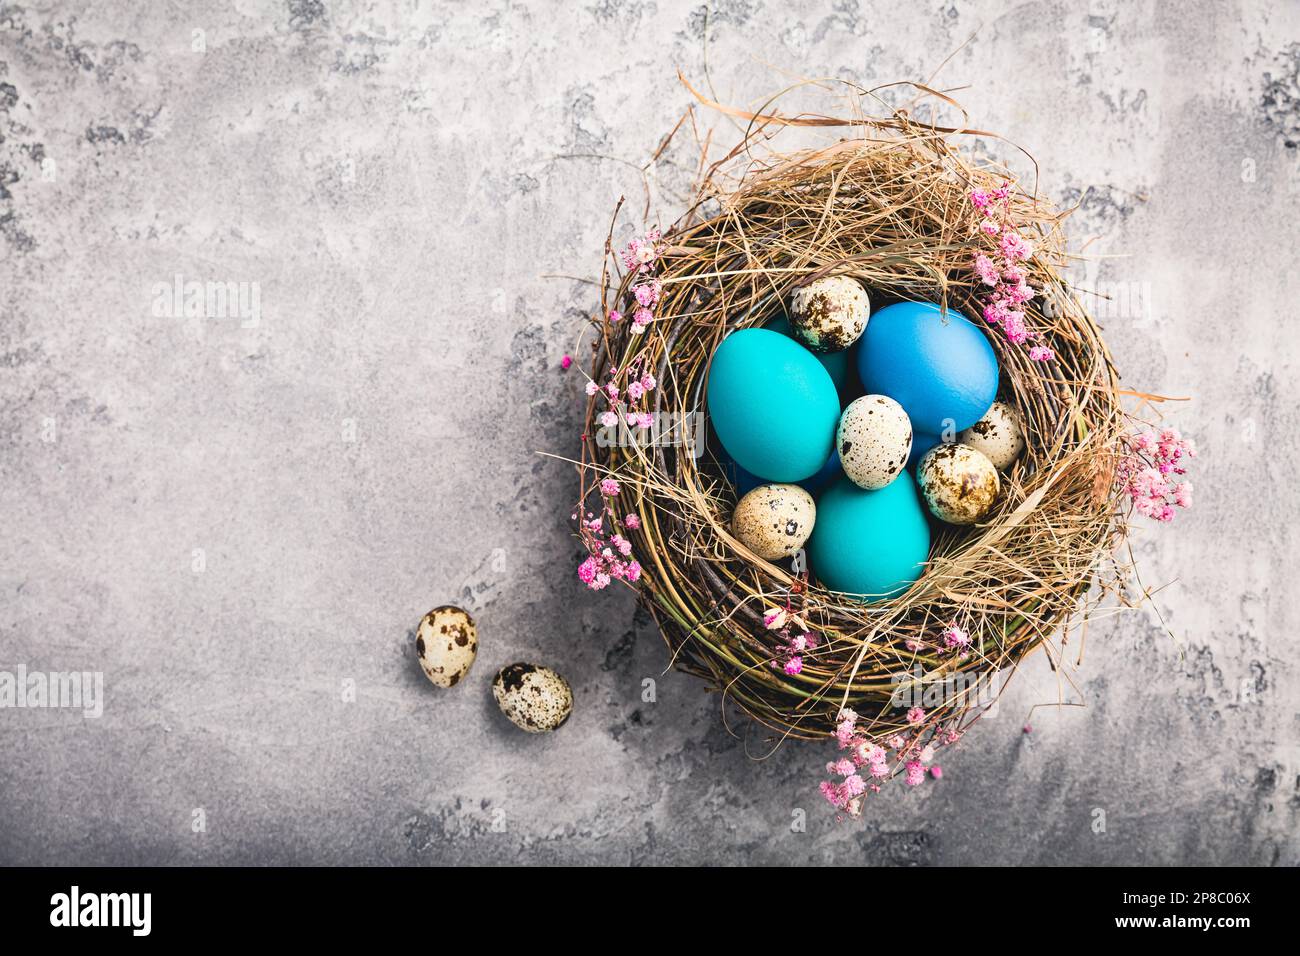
[577,556,598,585]
[999,231,1033,261]
[623,513,641,530]
[600,478,620,496]
[904,760,926,786]
[929,765,943,779]
[640,373,657,391]
[906,707,925,726]
[1028,345,1055,362]
[634,411,654,429]
[783,656,803,676]
[607,309,622,324]
[829,758,856,777]
[624,560,642,582]
[561,354,572,370]
[599,411,618,428]
[627,381,644,401]
[974,254,1000,286]
[585,380,599,396]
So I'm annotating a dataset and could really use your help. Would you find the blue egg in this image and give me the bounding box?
[807,475,931,602]
[908,432,941,469]
[766,316,861,403]
[707,328,840,482]
[797,448,844,496]
[857,301,998,434]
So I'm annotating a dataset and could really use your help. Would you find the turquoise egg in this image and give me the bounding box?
[766,316,860,403]
[807,475,931,602]
[707,328,840,482]
[857,301,998,434]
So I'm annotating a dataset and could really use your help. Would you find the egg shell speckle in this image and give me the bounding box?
[492,662,573,733]
[916,443,1001,525]
[416,605,478,688]
[789,276,870,353]
[732,483,816,560]
[837,394,912,490]
[958,401,1026,471]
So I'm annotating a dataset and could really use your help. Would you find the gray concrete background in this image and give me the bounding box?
[1,0,1296,866]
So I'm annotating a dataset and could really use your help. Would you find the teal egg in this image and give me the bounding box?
[766,316,860,403]
[707,328,840,482]
[857,301,998,434]
[807,475,931,602]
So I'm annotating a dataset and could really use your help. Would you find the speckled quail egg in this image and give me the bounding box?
[916,443,1001,525]
[837,395,912,490]
[732,483,816,560]
[416,605,478,688]
[492,663,573,733]
[789,275,871,353]
[958,401,1026,472]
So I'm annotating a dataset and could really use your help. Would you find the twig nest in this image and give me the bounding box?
[732,483,816,560]
[492,663,573,733]
[837,395,912,490]
[789,275,870,353]
[958,400,1026,471]
[416,606,478,688]
[917,443,1000,525]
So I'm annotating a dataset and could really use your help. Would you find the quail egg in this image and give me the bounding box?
[492,663,573,733]
[732,483,816,560]
[958,401,1026,472]
[916,443,1000,525]
[416,605,478,688]
[837,395,912,490]
[789,275,871,353]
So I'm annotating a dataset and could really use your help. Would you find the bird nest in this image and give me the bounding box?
[573,85,1134,747]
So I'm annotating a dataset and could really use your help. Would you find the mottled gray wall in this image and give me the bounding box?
[1,0,1296,865]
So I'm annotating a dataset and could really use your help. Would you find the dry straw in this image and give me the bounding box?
[576,81,1139,748]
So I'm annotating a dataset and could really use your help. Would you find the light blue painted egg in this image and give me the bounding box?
[765,316,860,402]
[807,475,931,602]
[856,301,998,434]
[707,328,840,482]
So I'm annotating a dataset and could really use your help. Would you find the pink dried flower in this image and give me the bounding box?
[600,478,620,496]
[599,411,618,428]
[929,765,943,780]
[1028,345,1055,362]
[783,656,803,676]
[974,254,1000,286]
[623,513,641,530]
[561,354,572,370]
[607,309,622,324]
[904,760,926,786]
[906,707,925,726]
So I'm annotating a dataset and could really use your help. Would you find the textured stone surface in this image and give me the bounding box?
[1,0,1296,865]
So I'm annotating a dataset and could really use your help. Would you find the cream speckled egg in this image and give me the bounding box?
[732,483,816,560]
[837,395,912,490]
[789,276,871,353]
[416,605,478,688]
[917,443,1001,525]
[958,401,1026,472]
[492,663,573,733]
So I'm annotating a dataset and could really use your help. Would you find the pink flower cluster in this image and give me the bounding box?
[613,229,663,335]
[969,183,1053,361]
[763,606,819,676]
[819,708,959,817]
[1116,427,1195,522]
[574,478,644,591]
[586,362,658,431]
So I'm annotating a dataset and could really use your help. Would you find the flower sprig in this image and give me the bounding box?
[1116,427,1195,522]
[572,230,665,591]
[819,705,961,818]
[968,183,1054,362]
